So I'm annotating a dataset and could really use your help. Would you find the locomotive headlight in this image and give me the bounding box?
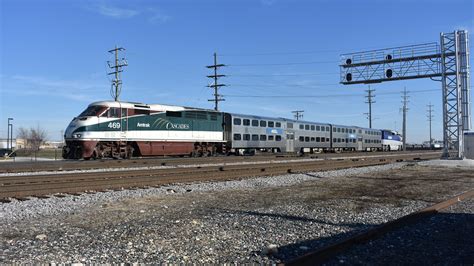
[72,133,82,139]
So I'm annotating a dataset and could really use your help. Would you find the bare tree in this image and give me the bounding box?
[30,126,48,151]
[16,126,48,150]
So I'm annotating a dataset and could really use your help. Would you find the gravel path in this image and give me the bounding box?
[327,199,474,265]
[1,162,472,264]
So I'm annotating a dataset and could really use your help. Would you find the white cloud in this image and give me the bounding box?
[88,3,171,23]
[94,3,139,19]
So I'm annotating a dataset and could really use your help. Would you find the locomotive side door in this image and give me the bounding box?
[120,107,128,140]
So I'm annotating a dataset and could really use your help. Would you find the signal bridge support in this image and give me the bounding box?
[340,30,471,159]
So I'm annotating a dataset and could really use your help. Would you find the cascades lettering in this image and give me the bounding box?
[166,122,190,130]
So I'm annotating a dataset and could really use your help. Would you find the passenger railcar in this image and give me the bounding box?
[63,100,402,159]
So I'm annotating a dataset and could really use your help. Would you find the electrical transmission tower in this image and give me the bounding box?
[340,30,470,159]
[107,46,128,101]
[206,53,226,111]
[292,110,304,120]
[364,86,376,128]
[427,103,434,147]
[401,88,410,151]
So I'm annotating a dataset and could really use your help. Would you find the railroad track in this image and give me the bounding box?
[0,152,439,202]
[285,189,474,266]
[0,150,440,174]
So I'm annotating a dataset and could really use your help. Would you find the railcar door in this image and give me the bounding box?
[286,132,295,152]
[357,137,363,151]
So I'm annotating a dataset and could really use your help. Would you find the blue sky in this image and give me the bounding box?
[1,0,473,142]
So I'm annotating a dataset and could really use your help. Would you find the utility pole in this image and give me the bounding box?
[206,53,226,111]
[7,118,13,151]
[292,110,304,120]
[107,46,128,101]
[427,103,434,147]
[401,87,410,151]
[364,86,376,128]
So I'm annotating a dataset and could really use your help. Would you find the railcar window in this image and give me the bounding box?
[299,124,304,130]
[316,125,320,131]
[333,127,336,132]
[287,122,293,128]
[316,137,320,142]
[260,135,267,141]
[252,134,259,141]
[305,125,309,130]
[268,135,274,141]
[275,135,282,141]
[341,128,344,133]
[243,134,250,141]
[268,121,274,127]
[167,111,182,117]
[305,137,310,142]
[311,125,315,131]
[276,122,281,127]
[337,128,341,133]
[322,137,326,142]
[338,138,342,143]
[333,138,336,142]
[233,134,241,140]
[299,136,304,142]
[326,126,330,131]
[260,120,267,127]
[252,120,259,127]
[243,119,250,126]
[311,137,315,142]
[233,118,241,125]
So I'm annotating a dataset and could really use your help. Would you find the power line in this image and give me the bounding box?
[364,86,376,128]
[229,72,338,77]
[222,89,438,98]
[427,102,434,146]
[227,60,338,67]
[107,46,128,101]
[292,110,304,120]
[206,53,226,111]
[401,87,410,151]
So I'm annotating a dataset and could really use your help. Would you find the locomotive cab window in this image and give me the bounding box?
[79,105,106,117]
[233,118,242,125]
[102,107,121,118]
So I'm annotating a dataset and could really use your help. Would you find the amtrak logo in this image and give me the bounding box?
[166,122,190,130]
[137,123,150,128]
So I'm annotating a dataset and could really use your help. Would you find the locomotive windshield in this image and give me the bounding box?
[78,105,106,117]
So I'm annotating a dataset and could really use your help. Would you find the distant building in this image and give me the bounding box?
[0,138,16,149]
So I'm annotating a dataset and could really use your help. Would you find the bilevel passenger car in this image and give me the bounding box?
[63,101,403,159]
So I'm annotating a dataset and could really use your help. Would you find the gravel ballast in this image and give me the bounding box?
[1,161,473,264]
